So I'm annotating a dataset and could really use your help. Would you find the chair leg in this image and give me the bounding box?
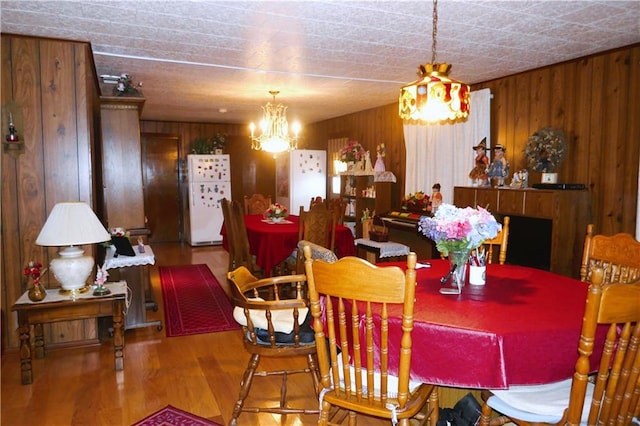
[230,353,260,426]
[307,353,321,397]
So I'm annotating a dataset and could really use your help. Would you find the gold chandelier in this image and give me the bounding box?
[249,91,300,154]
[398,0,470,124]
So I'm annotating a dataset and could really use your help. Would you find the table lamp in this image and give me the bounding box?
[35,202,111,295]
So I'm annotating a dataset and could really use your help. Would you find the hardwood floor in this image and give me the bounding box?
[1,243,475,425]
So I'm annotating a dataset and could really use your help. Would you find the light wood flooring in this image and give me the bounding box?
[1,243,477,425]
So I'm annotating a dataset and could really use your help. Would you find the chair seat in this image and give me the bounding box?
[232,299,309,334]
[334,357,424,399]
[488,378,594,424]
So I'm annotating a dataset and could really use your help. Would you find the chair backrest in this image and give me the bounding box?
[222,198,259,274]
[227,266,312,349]
[310,196,324,209]
[303,246,420,416]
[244,193,272,215]
[483,216,509,265]
[564,266,640,424]
[298,204,336,252]
[579,223,640,283]
[325,198,347,225]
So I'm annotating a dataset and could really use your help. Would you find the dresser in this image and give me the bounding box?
[454,186,591,277]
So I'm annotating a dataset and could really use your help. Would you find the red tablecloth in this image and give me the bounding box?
[351,260,605,389]
[223,214,355,275]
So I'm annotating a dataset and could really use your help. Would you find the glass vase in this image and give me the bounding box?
[449,249,470,291]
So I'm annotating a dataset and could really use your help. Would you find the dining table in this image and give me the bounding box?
[223,214,356,276]
[348,259,606,390]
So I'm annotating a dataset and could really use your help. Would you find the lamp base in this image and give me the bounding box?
[59,285,90,296]
[50,246,95,295]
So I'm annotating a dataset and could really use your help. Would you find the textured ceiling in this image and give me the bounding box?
[2,1,639,125]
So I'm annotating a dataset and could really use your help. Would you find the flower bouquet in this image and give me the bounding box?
[401,191,430,212]
[264,203,289,222]
[339,140,365,163]
[418,204,501,292]
[24,261,46,301]
[418,204,501,256]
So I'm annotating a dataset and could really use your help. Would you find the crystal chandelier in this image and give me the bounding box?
[249,91,301,154]
[398,0,470,124]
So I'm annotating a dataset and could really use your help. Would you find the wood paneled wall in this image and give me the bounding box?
[1,34,101,350]
[142,44,638,242]
[307,44,639,238]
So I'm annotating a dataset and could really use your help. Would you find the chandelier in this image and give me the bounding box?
[249,91,301,154]
[398,0,470,124]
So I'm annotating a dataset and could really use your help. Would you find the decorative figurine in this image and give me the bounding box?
[93,264,111,296]
[510,169,529,188]
[468,138,489,186]
[363,150,374,173]
[430,183,443,213]
[487,144,509,187]
[374,143,386,173]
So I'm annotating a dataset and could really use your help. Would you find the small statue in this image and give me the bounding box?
[363,150,374,173]
[430,183,443,213]
[487,144,509,187]
[374,143,386,173]
[468,138,489,186]
[510,169,529,188]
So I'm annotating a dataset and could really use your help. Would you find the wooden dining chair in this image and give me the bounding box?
[243,193,272,215]
[303,246,439,425]
[479,266,640,425]
[310,196,324,209]
[221,198,262,276]
[325,198,347,225]
[227,266,320,425]
[579,223,640,284]
[292,204,337,273]
[482,215,509,265]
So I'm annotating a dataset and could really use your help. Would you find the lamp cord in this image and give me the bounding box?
[431,0,438,64]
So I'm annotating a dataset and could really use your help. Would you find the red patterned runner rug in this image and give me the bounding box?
[159,264,239,337]
[132,404,222,426]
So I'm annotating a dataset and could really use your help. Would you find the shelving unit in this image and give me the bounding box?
[340,173,392,238]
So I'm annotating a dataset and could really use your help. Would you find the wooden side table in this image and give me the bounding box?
[103,245,162,331]
[11,281,127,385]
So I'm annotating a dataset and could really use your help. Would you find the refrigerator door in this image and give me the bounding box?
[276,150,326,213]
[188,154,231,182]
[187,154,231,245]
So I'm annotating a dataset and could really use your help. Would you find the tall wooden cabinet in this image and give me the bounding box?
[453,186,591,278]
[99,96,146,231]
[340,173,392,238]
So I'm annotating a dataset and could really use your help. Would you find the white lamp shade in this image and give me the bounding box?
[36,202,110,246]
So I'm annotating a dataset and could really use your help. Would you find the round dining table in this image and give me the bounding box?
[354,259,606,389]
[225,214,355,276]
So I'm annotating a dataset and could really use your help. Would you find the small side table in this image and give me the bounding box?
[355,238,410,263]
[104,245,162,331]
[11,281,127,385]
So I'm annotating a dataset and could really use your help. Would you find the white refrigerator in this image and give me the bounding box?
[276,149,327,213]
[186,154,231,245]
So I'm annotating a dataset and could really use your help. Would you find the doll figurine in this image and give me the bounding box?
[487,144,509,187]
[430,183,443,213]
[468,138,489,186]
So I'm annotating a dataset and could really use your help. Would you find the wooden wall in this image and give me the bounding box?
[307,44,640,238]
[1,34,101,350]
[138,121,326,239]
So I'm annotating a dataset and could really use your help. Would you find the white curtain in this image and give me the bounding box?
[403,88,492,204]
